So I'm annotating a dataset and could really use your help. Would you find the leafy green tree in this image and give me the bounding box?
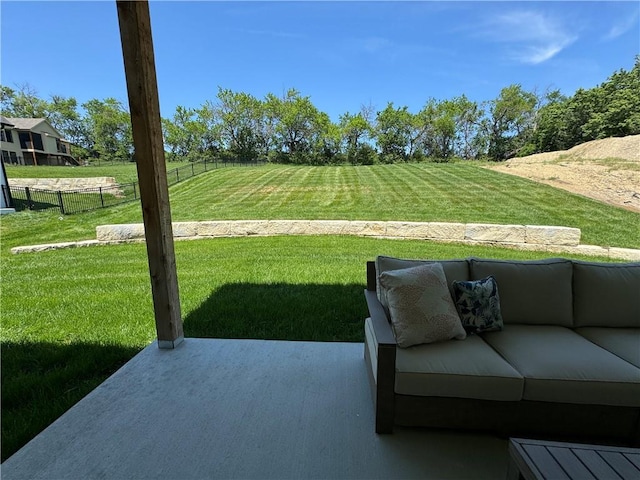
[532,57,640,153]
[452,95,484,159]
[274,89,326,162]
[0,83,50,118]
[215,88,262,161]
[416,98,459,160]
[374,103,412,163]
[339,111,373,164]
[82,98,132,163]
[256,94,280,159]
[194,101,222,159]
[47,95,90,159]
[162,106,204,161]
[582,58,640,139]
[483,84,538,160]
[531,90,571,152]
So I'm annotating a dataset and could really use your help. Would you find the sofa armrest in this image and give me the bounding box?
[364,289,396,346]
[364,289,397,433]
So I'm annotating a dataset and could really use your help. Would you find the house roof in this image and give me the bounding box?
[5,117,66,140]
[0,115,15,127]
[5,117,47,130]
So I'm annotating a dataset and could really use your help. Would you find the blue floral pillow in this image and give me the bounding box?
[451,276,503,333]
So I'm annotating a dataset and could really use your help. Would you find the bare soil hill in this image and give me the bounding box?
[486,135,640,212]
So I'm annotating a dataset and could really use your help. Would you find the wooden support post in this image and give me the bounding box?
[29,132,38,166]
[116,0,184,349]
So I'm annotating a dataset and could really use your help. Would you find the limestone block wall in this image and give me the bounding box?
[96,220,582,247]
[12,220,640,260]
[9,177,121,193]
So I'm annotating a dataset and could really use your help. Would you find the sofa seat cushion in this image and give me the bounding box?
[395,335,524,401]
[481,325,640,407]
[576,327,640,369]
[573,261,640,328]
[469,258,573,327]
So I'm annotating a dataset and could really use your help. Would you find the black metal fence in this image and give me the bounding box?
[5,158,265,215]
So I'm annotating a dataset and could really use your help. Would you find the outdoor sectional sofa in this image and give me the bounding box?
[364,256,640,445]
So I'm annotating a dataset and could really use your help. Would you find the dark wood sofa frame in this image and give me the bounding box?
[364,261,640,446]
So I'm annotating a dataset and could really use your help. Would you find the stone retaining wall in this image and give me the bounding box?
[96,220,583,246]
[9,177,121,193]
[11,220,640,260]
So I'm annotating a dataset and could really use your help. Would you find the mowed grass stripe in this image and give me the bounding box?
[171,163,640,250]
[2,163,639,250]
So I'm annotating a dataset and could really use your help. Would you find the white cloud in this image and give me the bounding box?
[604,10,639,40]
[479,10,577,65]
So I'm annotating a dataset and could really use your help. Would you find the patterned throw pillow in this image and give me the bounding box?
[379,263,466,348]
[451,276,504,334]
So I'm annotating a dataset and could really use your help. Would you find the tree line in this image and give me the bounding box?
[1,56,638,165]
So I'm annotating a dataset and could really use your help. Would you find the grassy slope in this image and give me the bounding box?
[2,163,639,251]
[167,163,640,248]
[1,162,639,460]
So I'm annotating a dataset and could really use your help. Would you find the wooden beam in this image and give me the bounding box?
[116,0,183,349]
[29,132,38,165]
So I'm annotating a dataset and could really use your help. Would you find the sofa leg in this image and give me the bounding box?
[376,415,394,434]
[375,344,396,434]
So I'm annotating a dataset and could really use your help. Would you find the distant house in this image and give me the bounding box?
[0,149,15,214]
[1,117,78,166]
[0,116,23,166]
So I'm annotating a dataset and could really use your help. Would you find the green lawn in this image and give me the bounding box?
[2,163,639,251]
[1,162,639,461]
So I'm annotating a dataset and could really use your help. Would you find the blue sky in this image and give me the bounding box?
[1,1,639,122]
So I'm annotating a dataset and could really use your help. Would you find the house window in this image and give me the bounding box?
[18,132,30,149]
[1,150,10,163]
[56,139,68,154]
[9,151,18,164]
[18,131,44,150]
[31,133,44,150]
[1,129,13,143]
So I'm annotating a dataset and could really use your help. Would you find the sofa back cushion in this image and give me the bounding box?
[470,258,573,326]
[573,261,640,328]
[375,256,469,308]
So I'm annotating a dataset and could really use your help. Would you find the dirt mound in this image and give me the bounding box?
[517,135,640,163]
[487,135,640,212]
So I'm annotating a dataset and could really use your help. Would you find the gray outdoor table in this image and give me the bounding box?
[507,437,640,480]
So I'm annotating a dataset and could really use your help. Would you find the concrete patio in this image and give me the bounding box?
[2,338,508,479]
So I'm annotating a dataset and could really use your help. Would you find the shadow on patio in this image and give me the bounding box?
[1,337,509,479]
[2,279,512,479]
[184,282,367,342]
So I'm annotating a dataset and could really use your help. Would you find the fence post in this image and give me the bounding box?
[133,183,137,199]
[191,163,195,176]
[176,169,180,183]
[25,187,33,210]
[57,191,65,215]
[100,187,105,207]
[204,160,208,172]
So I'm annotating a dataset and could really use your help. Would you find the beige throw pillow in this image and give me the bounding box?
[379,263,466,348]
